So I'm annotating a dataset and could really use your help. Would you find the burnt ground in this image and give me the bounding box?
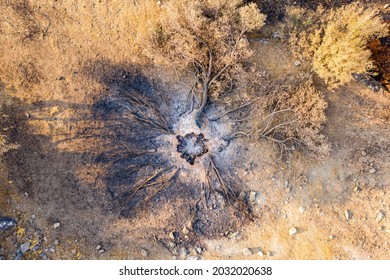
[1,1,390,260]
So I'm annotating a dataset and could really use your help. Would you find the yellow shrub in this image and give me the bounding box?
[286,3,388,89]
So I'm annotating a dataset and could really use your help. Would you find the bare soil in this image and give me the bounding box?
[0,1,389,260]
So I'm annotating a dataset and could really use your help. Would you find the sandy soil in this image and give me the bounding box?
[0,1,389,260]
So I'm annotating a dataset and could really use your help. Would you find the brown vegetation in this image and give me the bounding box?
[285,3,388,88]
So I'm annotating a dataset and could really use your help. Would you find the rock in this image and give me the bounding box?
[71,249,77,255]
[167,241,176,248]
[0,217,17,231]
[376,211,385,223]
[141,249,149,257]
[179,247,188,258]
[369,168,376,174]
[186,256,200,260]
[361,151,367,156]
[257,250,264,257]
[344,210,352,221]
[294,61,301,67]
[53,222,60,229]
[249,191,256,202]
[20,242,31,253]
[98,249,105,253]
[384,4,390,9]
[299,207,305,213]
[182,226,190,235]
[243,248,252,256]
[96,245,102,251]
[328,235,335,239]
[289,227,297,236]
[54,240,59,245]
[31,214,36,219]
[195,246,202,254]
[169,232,179,240]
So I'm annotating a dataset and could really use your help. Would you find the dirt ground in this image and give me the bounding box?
[0,1,389,260]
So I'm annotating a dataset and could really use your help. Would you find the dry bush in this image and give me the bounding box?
[285,3,388,89]
[256,75,330,157]
[127,0,266,126]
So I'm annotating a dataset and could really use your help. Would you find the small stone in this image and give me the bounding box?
[384,4,390,9]
[284,180,289,188]
[376,211,385,223]
[179,247,188,258]
[141,249,149,257]
[369,168,376,174]
[195,247,202,254]
[71,249,77,255]
[289,227,297,236]
[98,249,105,253]
[53,222,60,229]
[328,235,335,239]
[182,226,190,235]
[294,61,301,67]
[299,207,305,213]
[169,232,178,240]
[25,113,30,118]
[31,214,36,219]
[168,241,176,248]
[186,256,200,260]
[344,210,352,221]
[243,248,252,256]
[257,250,264,256]
[249,191,256,202]
[20,242,31,253]
[54,240,59,245]
[267,251,273,257]
[361,151,367,156]
[96,245,102,251]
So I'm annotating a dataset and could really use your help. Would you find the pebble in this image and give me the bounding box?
[329,235,335,239]
[98,249,105,253]
[361,151,367,156]
[294,61,301,67]
[141,249,149,257]
[182,226,190,235]
[195,247,202,254]
[243,248,252,256]
[249,191,256,202]
[31,214,36,219]
[169,232,177,240]
[20,242,31,253]
[299,207,305,213]
[71,249,77,255]
[54,240,59,245]
[167,241,176,248]
[179,247,188,258]
[384,4,390,9]
[376,211,385,223]
[96,245,102,251]
[289,227,297,236]
[186,256,200,260]
[369,168,376,174]
[344,210,352,221]
[257,250,264,257]
[53,222,60,229]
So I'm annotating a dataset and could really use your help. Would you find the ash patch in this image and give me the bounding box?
[177,133,208,165]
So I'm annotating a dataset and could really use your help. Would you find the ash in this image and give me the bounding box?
[177,133,208,165]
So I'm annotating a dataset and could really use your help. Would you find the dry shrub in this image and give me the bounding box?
[285,3,388,89]
[266,75,330,157]
[127,0,266,99]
